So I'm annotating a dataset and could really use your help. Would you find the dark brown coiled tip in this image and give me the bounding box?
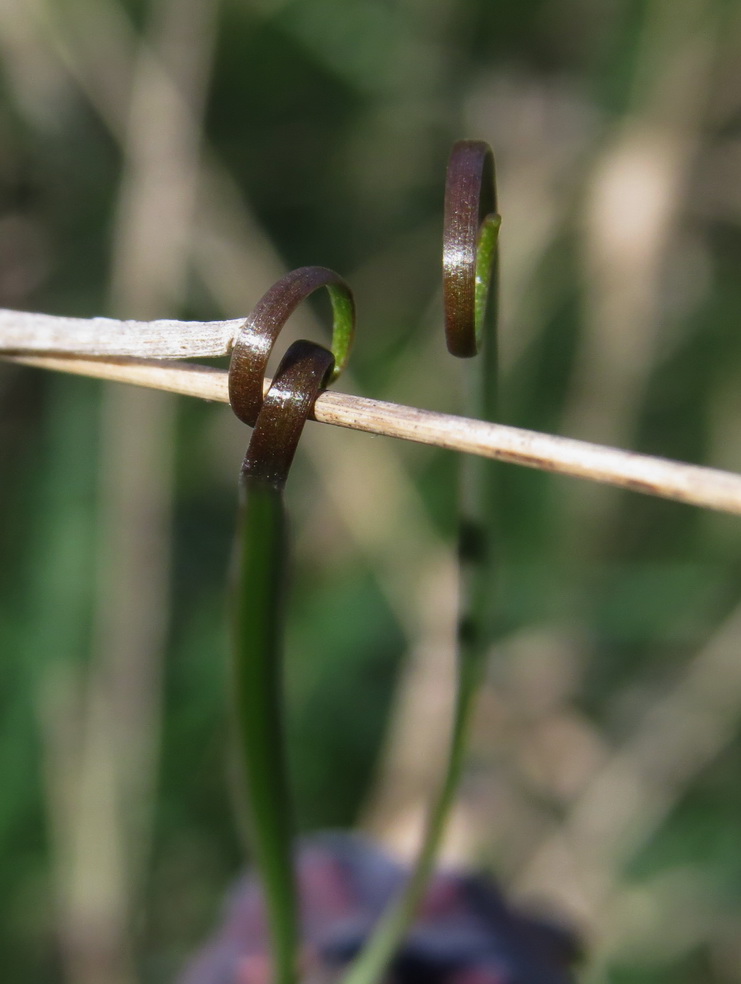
[240,339,335,491]
[443,140,499,359]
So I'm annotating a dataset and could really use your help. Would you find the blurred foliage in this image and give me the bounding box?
[1,0,741,982]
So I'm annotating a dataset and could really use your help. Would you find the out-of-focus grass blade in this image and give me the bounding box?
[230,476,297,984]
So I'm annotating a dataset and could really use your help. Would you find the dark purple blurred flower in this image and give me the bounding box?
[178,833,580,984]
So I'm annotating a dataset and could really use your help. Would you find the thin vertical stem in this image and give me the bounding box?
[231,478,297,984]
[340,146,500,984]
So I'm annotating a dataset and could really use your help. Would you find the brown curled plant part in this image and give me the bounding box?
[229,266,355,428]
[443,140,500,358]
[240,338,335,490]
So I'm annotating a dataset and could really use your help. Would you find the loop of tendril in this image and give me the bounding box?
[443,140,500,358]
[241,339,335,490]
[229,265,355,428]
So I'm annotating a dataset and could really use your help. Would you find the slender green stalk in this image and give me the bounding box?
[340,210,500,984]
[463,217,500,654]
[231,476,297,984]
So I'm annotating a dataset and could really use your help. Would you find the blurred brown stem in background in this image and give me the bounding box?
[512,597,741,961]
[560,0,718,551]
[32,0,220,981]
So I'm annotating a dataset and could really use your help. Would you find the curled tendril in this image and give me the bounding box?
[443,140,500,358]
[229,265,355,428]
[241,339,335,490]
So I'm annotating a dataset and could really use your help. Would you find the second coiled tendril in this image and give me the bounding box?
[443,139,500,358]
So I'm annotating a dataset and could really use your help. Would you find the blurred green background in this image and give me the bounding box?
[2,0,741,981]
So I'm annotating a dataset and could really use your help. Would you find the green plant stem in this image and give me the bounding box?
[463,228,500,655]
[231,476,297,984]
[341,231,500,984]
[339,668,481,984]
